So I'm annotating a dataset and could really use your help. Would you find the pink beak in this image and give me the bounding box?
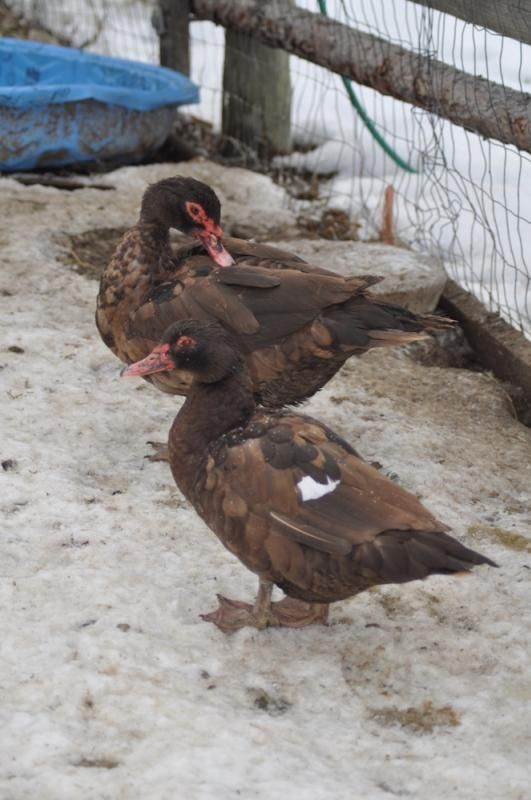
[195,230,235,267]
[121,344,174,377]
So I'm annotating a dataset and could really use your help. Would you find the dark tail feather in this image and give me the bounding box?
[372,529,497,585]
[403,310,455,333]
[411,529,498,572]
[323,297,454,351]
[367,299,455,334]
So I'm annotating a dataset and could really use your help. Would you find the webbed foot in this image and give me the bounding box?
[201,592,329,633]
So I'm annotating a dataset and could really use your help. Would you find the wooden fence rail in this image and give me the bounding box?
[190,0,531,154]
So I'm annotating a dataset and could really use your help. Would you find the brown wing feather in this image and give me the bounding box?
[215,266,281,288]
[130,264,376,351]
[171,235,310,270]
[223,237,386,286]
[131,276,260,339]
[197,412,494,601]
[222,236,308,266]
[204,414,442,557]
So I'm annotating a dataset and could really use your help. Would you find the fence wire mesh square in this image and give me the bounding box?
[3,0,530,335]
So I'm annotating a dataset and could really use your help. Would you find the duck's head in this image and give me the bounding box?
[121,319,242,384]
[140,177,234,267]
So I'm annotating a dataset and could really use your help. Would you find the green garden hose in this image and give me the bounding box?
[316,0,417,173]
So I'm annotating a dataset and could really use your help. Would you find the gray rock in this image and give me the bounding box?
[270,239,448,313]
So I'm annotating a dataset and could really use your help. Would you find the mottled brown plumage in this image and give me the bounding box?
[97,176,452,406]
[123,320,496,632]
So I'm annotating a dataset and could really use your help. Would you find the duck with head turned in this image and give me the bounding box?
[123,319,496,633]
[97,176,453,409]
[138,176,234,267]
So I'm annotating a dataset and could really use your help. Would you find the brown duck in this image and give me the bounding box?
[97,176,452,407]
[122,319,496,632]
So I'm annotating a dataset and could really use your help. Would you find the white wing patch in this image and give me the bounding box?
[297,475,340,502]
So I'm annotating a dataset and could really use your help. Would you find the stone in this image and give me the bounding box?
[270,239,448,312]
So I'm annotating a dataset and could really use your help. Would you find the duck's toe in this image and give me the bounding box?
[145,441,170,462]
[269,598,330,628]
[201,594,256,632]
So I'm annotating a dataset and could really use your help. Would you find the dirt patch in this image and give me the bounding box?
[73,757,120,769]
[467,525,531,553]
[248,688,292,716]
[57,228,127,280]
[405,327,482,371]
[370,588,408,619]
[371,700,461,733]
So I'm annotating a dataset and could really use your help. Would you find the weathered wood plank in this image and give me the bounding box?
[440,279,531,424]
[191,0,531,153]
[158,0,190,76]
[408,0,531,47]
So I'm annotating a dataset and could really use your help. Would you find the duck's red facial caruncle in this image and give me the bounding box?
[121,343,174,377]
[121,336,198,378]
[185,200,234,268]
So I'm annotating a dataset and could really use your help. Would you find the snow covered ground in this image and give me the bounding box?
[1,164,531,799]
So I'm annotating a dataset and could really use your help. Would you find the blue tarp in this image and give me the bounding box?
[0,38,199,110]
[0,38,199,171]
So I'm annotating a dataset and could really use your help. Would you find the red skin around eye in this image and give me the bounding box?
[175,336,195,348]
[185,201,234,267]
[185,201,223,238]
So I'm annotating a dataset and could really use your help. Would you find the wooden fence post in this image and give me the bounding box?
[221,4,293,157]
[157,0,190,76]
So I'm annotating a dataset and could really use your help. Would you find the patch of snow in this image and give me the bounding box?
[270,238,448,312]
[1,171,530,799]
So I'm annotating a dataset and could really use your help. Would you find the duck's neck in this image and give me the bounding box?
[169,369,256,497]
[135,219,174,276]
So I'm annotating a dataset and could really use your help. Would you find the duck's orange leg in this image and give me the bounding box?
[201,580,329,632]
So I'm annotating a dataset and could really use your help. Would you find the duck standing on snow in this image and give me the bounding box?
[97,176,452,407]
[122,319,495,633]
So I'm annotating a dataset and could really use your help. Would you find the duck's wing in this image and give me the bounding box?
[170,235,308,267]
[223,237,309,267]
[204,413,495,588]
[128,263,377,348]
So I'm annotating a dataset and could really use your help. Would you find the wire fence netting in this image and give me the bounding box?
[3,0,531,335]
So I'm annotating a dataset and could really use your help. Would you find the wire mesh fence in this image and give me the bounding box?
[2,0,531,336]
[2,0,157,58]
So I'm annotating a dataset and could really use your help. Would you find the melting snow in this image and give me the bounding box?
[1,167,530,800]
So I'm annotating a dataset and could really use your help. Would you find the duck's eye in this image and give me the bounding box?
[185,201,204,223]
[175,335,195,349]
